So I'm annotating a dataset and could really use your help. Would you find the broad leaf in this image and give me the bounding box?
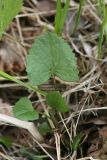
[26,32,79,85]
[13,97,39,121]
[46,91,69,112]
[0,0,23,37]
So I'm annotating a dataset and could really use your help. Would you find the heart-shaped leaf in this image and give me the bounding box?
[26,32,79,85]
[13,97,39,121]
[0,0,23,37]
[46,91,69,112]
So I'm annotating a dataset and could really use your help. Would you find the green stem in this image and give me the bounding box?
[52,74,57,90]
[0,71,47,96]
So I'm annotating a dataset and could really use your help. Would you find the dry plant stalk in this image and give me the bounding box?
[0,113,43,142]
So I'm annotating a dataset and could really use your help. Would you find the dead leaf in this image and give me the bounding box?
[0,39,25,72]
[0,98,12,116]
[37,0,55,12]
[88,127,107,160]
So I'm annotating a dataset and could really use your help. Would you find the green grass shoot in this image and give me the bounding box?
[98,5,107,58]
[55,0,70,35]
[72,0,85,33]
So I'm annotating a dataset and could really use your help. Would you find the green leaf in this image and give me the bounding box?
[13,97,39,121]
[38,122,51,135]
[71,133,83,151]
[46,91,69,112]
[0,136,12,147]
[0,0,23,37]
[26,32,79,85]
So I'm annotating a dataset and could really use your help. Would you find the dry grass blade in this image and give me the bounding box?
[63,72,100,97]
[33,139,55,160]
[0,113,43,142]
[77,157,100,160]
[55,133,61,160]
[0,152,14,160]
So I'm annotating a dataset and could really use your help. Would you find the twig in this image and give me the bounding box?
[63,73,100,97]
[37,94,61,160]
[66,106,107,124]
[77,157,100,160]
